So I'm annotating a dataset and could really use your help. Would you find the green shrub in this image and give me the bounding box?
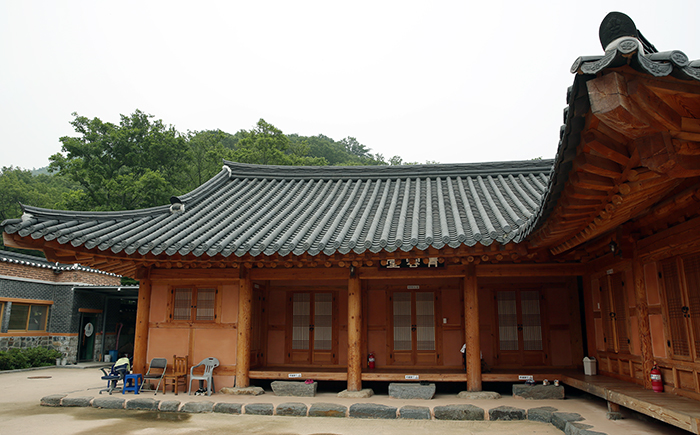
[0,347,62,371]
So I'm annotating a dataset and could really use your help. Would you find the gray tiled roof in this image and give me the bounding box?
[0,250,118,276]
[1,161,552,259]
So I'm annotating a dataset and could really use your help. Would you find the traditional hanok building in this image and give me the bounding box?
[2,11,700,408]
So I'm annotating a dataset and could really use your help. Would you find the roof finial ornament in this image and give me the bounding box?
[599,12,657,54]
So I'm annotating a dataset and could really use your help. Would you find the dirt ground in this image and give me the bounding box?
[0,366,689,435]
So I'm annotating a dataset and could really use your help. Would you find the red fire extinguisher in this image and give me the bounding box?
[650,363,663,393]
[368,352,375,369]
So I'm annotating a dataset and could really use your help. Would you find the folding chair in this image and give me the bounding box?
[99,363,129,395]
[140,357,167,395]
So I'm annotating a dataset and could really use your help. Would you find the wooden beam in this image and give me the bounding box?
[236,268,252,388]
[588,72,657,139]
[582,130,631,166]
[464,265,481,392]
[133,278,151,376]
[628,80,682,132]
[477,263,585,277]
[637,132,700,178]
[250,267,348,281]
[347,271,362,392]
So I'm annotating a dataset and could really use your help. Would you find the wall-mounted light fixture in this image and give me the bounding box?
[609,240,621,257]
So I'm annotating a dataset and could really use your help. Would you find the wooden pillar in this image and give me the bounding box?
[133,278,151,375]
[464,264,482,391]
[236,268,253,388]
[633,251,653,389]
[347,271,362,392]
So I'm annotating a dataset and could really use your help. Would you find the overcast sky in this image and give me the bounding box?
[2,1,698,170]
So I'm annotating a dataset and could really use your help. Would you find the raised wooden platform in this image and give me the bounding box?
[561,372,700,434]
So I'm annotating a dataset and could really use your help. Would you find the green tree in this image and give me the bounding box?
[185,130,236,189]
[49,110,190,211]
[230,119,327,166]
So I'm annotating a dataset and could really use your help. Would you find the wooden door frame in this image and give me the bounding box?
[659,256,699,362]
[491,285,550,368]
[386,286,443,367]
[284,289,339,365]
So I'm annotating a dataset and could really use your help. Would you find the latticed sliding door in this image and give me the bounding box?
[661,255,700,362]
[287,292,337,365]
[495,290,546,367]
[390,291,438,365]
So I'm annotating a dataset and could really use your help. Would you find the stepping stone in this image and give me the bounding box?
[276,402,307,416]
[92,397,125,409]
[434,404,484,420]
[349,403,397,419]
[126,398,159,411]
[213,403,243,414]
[399,405,431,419]
[62,397,93,407]
[41,395,66,407]
[309,402,347,417]
[388,383,435,400]
[489,406,526,421]
[158,400,181,412]
[245,403,274,415]
[512,384,565,400]
[527,406,558,423]
[181,401,214,413]
[271,381,317,397]
[551,412,584,431]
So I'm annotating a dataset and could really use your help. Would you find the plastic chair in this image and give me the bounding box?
[188,357,219,396]
[162,355,188,395]
[99,363,129,395]
[140,357,167,395]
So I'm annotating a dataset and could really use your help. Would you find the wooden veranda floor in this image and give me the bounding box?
[249,366,700,433]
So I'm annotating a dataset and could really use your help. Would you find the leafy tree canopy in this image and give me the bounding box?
[49,110,190,211]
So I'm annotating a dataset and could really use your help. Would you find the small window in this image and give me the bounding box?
[171,288,217,322]
[7,303,49,332]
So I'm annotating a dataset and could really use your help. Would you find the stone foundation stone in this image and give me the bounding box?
[458,391,501,400]
[337,389,373,398]
[388,383,435,400]
[271,381,317,397]
[220,386,265,396]
[512,384,565,400]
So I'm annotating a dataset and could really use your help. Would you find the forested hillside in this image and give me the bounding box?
[1,110,420,254]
